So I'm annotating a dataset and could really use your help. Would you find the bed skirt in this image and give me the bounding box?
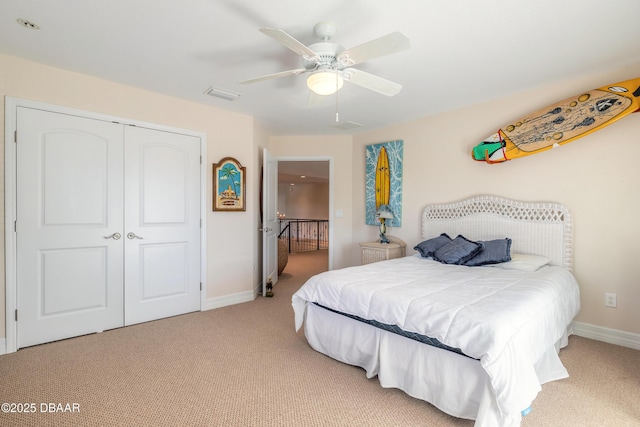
[303,302,571,427]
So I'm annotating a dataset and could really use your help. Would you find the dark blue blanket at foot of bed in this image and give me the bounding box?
[313,302,477,360]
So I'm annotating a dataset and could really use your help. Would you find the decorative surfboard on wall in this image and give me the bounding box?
[472,77,640,163]
[365,140,403,227]
[375,146,390,209]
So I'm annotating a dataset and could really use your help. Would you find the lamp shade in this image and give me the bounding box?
[307,71,344,95]
[376,204,394,220]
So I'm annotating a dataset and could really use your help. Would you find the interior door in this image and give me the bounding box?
[15,106,203,348]
[123,126,202,325]
[262,148,278,295]
[16,107,125,348]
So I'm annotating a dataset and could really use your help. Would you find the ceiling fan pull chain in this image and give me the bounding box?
[335,70,340,122]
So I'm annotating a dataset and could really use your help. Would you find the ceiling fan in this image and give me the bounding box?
[239,22,411,97]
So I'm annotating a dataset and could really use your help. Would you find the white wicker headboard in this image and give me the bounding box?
[422,195,573,271]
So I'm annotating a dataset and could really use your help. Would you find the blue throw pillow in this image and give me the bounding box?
[464,238,512,266]
[433,235,484,265]
[414,233,451,258]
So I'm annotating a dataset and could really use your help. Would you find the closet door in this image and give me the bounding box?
[16,108,125,348]
[123,126,201,325]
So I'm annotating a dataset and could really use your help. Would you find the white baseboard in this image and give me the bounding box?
[572,321,640,350]
[202,290,255,311]
[0,338,6,355]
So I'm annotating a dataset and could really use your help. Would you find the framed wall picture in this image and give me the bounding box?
[213,157,246,211]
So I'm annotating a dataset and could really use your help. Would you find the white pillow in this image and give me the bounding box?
[491,253,550,272]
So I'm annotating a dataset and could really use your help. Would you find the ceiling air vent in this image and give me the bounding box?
[204,87,241,101]
[334,121,363,130]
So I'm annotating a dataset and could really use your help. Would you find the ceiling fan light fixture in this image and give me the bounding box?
[307,71,344,96]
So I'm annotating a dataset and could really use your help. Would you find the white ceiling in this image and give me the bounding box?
[1,0,640,136]
[279,160,329,185]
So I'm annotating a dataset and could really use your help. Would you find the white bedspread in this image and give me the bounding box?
[292,255,580,419]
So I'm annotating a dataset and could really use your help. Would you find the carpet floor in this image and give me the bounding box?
[0,250,638,426]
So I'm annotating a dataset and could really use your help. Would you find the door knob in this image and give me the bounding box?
[127,232,143,240]
[104,232,122,240]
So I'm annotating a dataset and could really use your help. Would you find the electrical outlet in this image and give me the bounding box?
[605,293,617,308]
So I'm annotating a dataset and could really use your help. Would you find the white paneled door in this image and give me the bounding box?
[15,107,201,349]
[123,126,201,325]
[261,148,278,296]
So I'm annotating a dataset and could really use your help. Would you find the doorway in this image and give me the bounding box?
[277,159,331,276]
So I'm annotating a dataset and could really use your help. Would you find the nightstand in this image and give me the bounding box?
[360,236,407,265]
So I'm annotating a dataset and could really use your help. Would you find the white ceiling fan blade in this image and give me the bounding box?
[339,32,410,66]
[239,68,308,84]
[343,69,402,97]
[260,28,320,61]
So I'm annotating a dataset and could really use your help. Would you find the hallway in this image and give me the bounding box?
[275,249,328,294]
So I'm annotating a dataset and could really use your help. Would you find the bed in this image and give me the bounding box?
[292,195,581,427]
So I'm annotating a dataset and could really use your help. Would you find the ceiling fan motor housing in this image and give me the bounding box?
[304,42,344,71]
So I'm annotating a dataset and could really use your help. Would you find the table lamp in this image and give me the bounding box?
[376,204,394,244]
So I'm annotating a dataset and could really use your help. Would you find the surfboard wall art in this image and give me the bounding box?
[365,140,403,226]
[375,146,391,210]
[472,77,640,163]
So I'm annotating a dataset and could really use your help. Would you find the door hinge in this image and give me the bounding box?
[14,220,17,232]
[14,130,17,143]
[200,155,202,164]
[200,282,202,291]
[200,218,202,228]
[15,309,18,321]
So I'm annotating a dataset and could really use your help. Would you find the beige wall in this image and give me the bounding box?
[268,135,354,269]
[279,182,329,220]
[352,65,640,335]
[0,54,259,341]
